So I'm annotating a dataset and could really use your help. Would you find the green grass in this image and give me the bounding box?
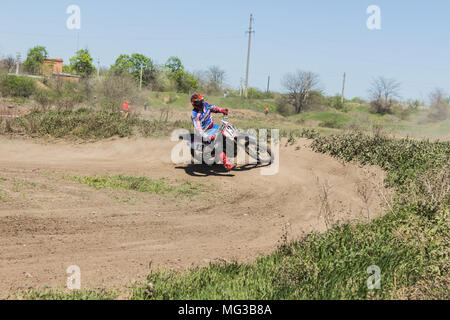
[208,96,277,113]
[146,92,277,113]
[70,175,206,198]
[290,111,352,129]
[125,211,440,300]
[10,178,48,193]
[23,131,449,300]
[19,288,119,300]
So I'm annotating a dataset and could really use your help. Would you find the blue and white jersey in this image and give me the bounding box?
[191,102,222,138]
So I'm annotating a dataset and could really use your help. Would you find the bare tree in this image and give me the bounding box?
[427,88,449,122]
[281,70,320,113]
[369,76,401,114]
[195,66,226,94]
[193,70,209,88]
[1,55,16,73]
[207,65,226,86]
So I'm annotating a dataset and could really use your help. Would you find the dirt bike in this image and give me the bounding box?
[178,115,274,166]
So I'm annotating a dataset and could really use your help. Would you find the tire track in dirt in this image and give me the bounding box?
[0,136,387,297]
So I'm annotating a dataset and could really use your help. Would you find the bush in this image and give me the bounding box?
[33,89,56,109]
[2,109,191,140]
[0,75,36,97]
[275,95,295,116]
[305,90,326,111]
[326,95,344,110]
[319,118,342,129]
[95,74,137,111]
[45,79,87,110]
[370,99,395,115]
[311,131,449,217]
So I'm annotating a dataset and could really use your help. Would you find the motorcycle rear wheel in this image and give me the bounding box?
[244,141,273,164]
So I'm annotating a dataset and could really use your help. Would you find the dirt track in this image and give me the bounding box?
[0,136,387,297]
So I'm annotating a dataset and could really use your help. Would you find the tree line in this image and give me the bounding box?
[0,45,230,96]
[1,45,448,121]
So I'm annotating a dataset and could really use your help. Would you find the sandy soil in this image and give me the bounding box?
[0,136,387,297]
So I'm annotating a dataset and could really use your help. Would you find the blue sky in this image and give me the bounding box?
[1,0,449,100]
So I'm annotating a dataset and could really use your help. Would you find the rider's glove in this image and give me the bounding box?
[207,136,215,143]
[222,109,229,115]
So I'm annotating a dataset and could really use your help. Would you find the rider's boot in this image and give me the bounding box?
[221,152,235,171]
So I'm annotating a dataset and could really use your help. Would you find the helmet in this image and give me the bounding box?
[191,93,204,109]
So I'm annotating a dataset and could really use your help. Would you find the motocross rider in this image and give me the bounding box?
[190,93,235,171]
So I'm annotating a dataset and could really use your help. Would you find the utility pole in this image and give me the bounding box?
[266,75,270,93]
[15,53,21,75]
[139,64,143,90]
[244,14,254,98]
[97,59,100,78]
[239,77,243,97]
[341,72,346,104]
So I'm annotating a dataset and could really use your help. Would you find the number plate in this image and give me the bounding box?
[222,123,237,139]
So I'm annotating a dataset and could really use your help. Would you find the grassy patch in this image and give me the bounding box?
[125,212,434,299]
[0,75,36,98]
[1,109,190,140]
[11,178,48,193]
[146,92,277,113]
[291,111,351,125]
[71,175,206,198]
[19,288,119,300]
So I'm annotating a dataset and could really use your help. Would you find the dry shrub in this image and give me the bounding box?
[95,74,137,112]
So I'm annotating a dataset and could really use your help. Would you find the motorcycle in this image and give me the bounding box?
[178,115,274,166]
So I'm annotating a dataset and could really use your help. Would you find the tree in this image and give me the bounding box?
[206,65,226,94]
[62,65,75,74]
[207,65,225,87]
[368,76,401,114]
[165,56,184,76]
[1,55,16,73]
[427,88,449,122]
[111,53,157,87]
[179,72,199,93]
[194,66,226,94]
[165,56,184,89]
[281,70,320,113]
[165,56,198,93]
[23,46,48,75]
[69,49,95,78]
